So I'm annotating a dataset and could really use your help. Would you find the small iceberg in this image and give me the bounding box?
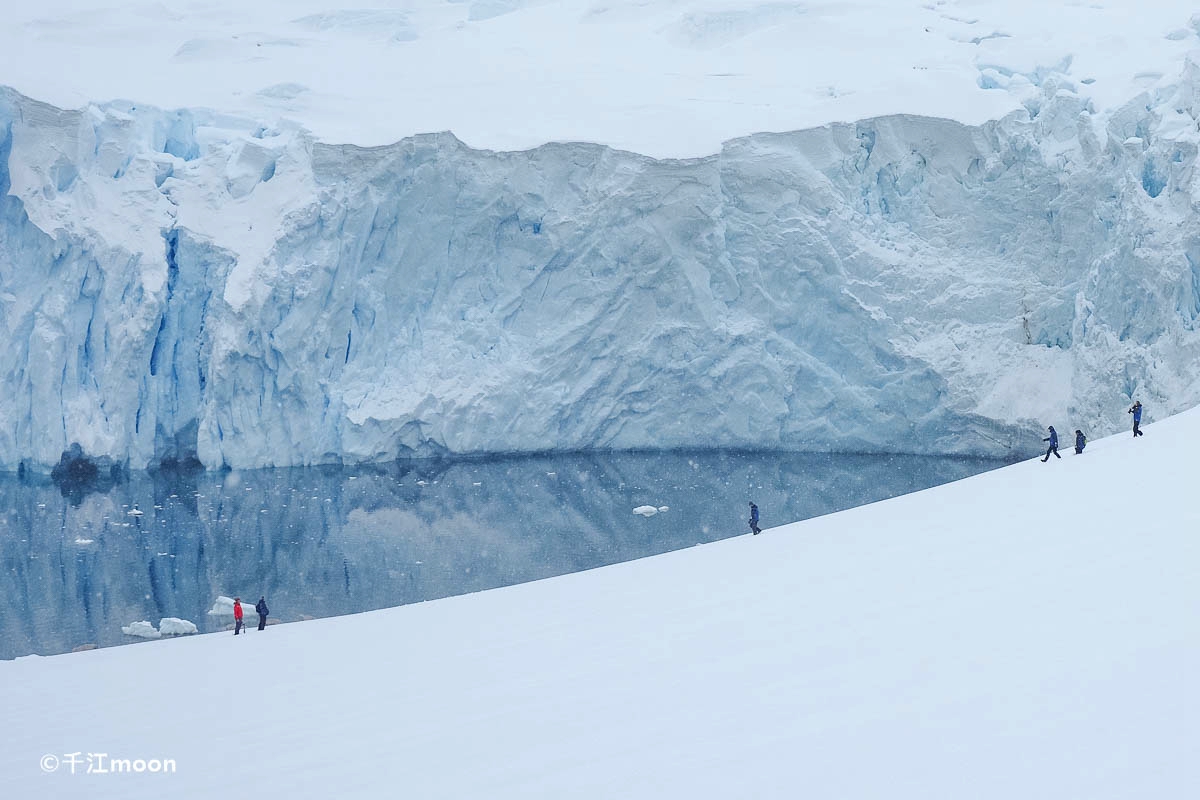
[632,505,659,517]
[127,506,144,516]
[207,596,239,616]
[121,621,161,639]
[158,618,198,636]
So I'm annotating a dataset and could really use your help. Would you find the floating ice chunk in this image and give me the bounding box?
[657,506,670,513]
[121,621,161,639]
[158,618,198,636]
[632,505,659,517]
[127,507,144,516]
[207,596,240,616]
[74,537,95,545]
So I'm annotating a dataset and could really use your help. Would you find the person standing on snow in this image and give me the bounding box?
[233,597,244,635]
[1074,429,1086,454]
[1041,426,1060,462]
[1128,400,1144,437]
[255,596,269,631]
[748,502,761,535]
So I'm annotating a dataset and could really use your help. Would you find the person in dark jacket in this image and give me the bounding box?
[1128,401,1144,437]
[748,502,761,535]
[1074,429,1086,454]
[233,598,244,635]
[1041,426,1060,462]
[255,596,269,631]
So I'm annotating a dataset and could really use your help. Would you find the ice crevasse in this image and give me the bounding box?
[3,63,1200,471]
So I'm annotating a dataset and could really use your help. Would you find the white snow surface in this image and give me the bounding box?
[4,0,1200,157]
[2,408,1195,798]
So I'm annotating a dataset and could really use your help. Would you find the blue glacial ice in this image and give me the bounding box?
[2,63,1200,470]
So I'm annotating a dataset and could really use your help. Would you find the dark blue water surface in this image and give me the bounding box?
[0,451,1011,659]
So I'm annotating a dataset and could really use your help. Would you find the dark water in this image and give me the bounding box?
[0,451,1011,659]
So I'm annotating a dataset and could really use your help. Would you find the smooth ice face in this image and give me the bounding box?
[1,61,1199,469]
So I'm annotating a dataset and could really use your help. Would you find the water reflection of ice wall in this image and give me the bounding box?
[0,451,1009,659]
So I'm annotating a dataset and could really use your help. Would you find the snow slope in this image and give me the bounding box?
[4,0,1200,157]
[1,407,1194,798]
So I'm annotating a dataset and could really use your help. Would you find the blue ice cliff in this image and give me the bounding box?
[3,61,1200,470]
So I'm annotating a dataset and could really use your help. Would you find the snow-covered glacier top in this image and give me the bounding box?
[3,0,1200,157]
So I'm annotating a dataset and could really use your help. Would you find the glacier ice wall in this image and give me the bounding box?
[3,62,1200,470]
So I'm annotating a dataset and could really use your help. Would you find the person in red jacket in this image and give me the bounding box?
[233,597,244,635]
